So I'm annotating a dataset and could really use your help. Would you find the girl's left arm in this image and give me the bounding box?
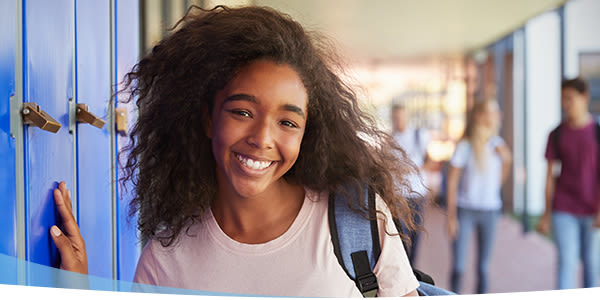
[495,143,512,185]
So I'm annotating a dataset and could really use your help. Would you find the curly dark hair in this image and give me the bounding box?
[561,77,588,94]
[121,5,421,247]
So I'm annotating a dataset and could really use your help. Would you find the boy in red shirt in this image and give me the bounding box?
[538,77,600,289]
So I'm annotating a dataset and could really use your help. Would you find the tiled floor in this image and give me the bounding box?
[412,204,585,295]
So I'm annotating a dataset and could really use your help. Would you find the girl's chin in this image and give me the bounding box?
[230,181,271,199]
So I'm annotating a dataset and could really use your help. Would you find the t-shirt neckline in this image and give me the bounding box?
[205,188,316,256]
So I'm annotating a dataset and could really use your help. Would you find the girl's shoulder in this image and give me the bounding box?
[489,135,505,147]
[454,139,472,154]
[456,138,470,147]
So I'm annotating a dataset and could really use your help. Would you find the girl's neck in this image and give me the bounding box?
[211,180,305,244]
[470,125,494,143]
[566,112,592,128]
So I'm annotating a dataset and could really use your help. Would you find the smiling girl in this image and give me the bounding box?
[50,6,421,297]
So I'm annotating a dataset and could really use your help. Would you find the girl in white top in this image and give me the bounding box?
[49,6,421,297]
[446,99,512,294]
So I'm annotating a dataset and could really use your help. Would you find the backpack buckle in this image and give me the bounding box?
[357,272,378,297]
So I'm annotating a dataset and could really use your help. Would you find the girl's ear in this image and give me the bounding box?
[202,104,212,139]
[583,91,591,102]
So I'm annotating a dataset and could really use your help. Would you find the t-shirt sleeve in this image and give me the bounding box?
[449,140,469,168]
[373,195,420,297]
[133,241,159,286]
[491,136,505,148]
[545,130,557,161]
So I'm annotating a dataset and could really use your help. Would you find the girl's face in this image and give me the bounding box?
[477,101,501,131]
[207,60,308,199]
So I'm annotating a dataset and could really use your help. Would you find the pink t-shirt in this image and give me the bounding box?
[133,188,419,297]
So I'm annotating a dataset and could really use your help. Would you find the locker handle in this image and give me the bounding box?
[115,107,128,135]
[76,103,105,129]
[22,102,61,133]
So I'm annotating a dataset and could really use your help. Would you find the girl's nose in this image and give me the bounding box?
[247,122,274,150]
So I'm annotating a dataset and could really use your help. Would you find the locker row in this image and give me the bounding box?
[0,0,142,282]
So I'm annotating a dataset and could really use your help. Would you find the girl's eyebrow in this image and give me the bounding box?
[282,104,306,120]
[225,93,257,103]
[225,93,305,120]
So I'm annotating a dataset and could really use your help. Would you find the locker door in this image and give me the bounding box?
[23,0,74,274]
[0,0,17,259]
[75,0,113,279]
[115,0,141,282]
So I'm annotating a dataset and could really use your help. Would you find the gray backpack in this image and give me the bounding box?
[328,184,454,296]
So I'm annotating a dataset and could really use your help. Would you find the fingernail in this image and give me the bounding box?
[51,226,62,237]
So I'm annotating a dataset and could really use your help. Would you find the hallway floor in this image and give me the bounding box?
[412,204,584,295]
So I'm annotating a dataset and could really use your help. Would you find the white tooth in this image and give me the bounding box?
[237,154,272,170]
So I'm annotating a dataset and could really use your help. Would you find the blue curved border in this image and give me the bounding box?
[0,253,256,297]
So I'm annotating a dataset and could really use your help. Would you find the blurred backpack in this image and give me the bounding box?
[436,160,450,208]
[328,184,454,297]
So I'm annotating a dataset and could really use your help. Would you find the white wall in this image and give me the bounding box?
[524,11,562,215]
[564,0,600,78]
[512,29,527,214]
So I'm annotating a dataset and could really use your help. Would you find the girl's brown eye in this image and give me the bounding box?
[230,109,252,118]
[280,120,298,128]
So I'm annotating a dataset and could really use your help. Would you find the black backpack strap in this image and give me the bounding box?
[328,185,379,297]
[595,122,600,144]
[413,269,435,285]
[367,187,381,260]
[550,124,562,160]
[594,121,600,181]
[351,251,378,297]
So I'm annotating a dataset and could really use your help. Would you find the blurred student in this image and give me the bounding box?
[392,102,430,265]
[446,99,512,294]
[537,77,600,289]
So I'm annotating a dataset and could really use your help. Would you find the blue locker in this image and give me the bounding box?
[0,0,17,258]
[23,0,74,274]
[75,0,113,279]
[2,0,142,286]
[115,0,141,282]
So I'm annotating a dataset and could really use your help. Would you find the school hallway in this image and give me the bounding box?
[412,204,583,295]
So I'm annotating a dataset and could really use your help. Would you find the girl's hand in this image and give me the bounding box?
[446,215,458,240]
[50,182,89,275]
[536,213,551,235]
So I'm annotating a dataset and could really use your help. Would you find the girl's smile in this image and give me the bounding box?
[235,152,276,172]
[207,59,308,200]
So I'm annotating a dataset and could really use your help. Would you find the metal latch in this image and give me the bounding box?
[76,103,106,129]
[22,102,61,133]
[115,107,128,135]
